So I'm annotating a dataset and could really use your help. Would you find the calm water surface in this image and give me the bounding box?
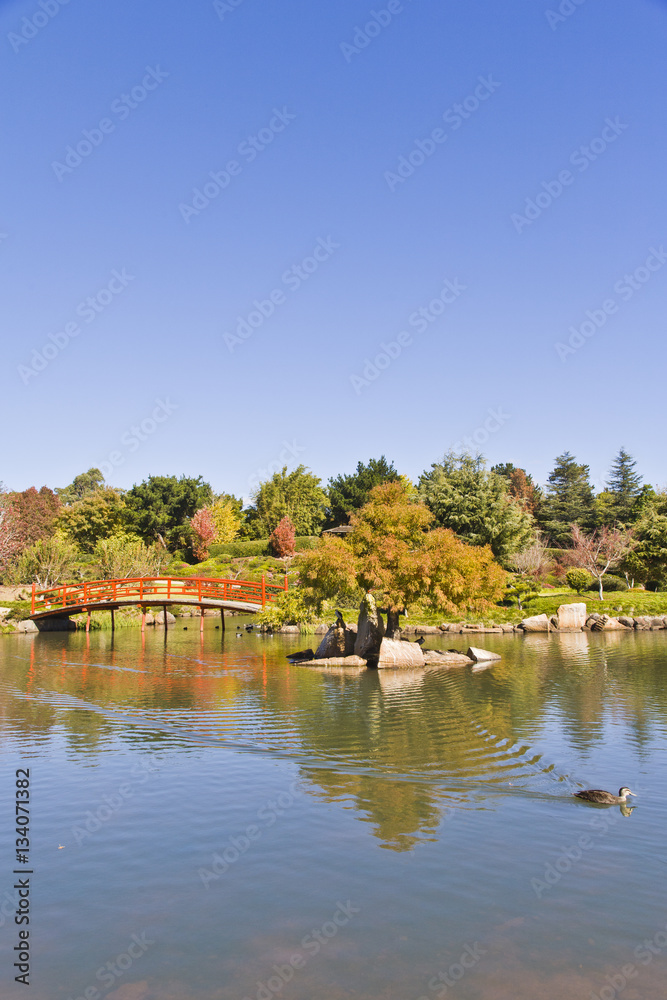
[1,623,666,999]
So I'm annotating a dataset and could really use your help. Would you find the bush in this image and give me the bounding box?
[255,590,316,628]
[210,536,318,559]
[588,575,628,593]
[566,568,592,595]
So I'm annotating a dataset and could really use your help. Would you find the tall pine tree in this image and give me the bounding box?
[537,452,597,546]
[604,448,643,524]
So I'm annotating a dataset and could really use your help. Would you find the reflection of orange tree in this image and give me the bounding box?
[298,482,506,635]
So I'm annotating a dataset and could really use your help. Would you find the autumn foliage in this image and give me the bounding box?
[298,481,506,620]
[190,507,216,561]
[269,516,296,558]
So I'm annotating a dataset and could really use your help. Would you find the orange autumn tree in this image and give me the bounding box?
[190,507,216,561]
[298,481,506,634]
[269,516,296,558]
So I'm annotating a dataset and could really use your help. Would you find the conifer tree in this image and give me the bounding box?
[537,452,596,546]
[604,448,643,524]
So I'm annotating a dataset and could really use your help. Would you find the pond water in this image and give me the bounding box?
[1,623,666,1000]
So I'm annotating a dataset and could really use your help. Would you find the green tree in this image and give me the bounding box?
[57,488,127,552]
[56,468,105,505]
[537,452,597,546]
[247,465,327,537]
[601,448,643,525]
[123,475,212,552]
[94,533,166,579]
[565,568,592,595]
[418,452,534,560]
[11,536,78,588]
[298,481,506,635]
[326,456,400,527]
[626,509,667,589]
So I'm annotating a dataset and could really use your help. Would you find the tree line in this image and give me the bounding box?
[1,448,666,595]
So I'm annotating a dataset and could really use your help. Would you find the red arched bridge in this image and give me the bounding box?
[30,576,288,632]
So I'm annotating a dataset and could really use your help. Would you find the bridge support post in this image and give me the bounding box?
[220,609,225,632]
[110,609,115,632]
[163,605,168,630]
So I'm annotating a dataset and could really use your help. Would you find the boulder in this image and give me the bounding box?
[16,620,38,633]
[316,624,355,657]
[154,611,175,625]
[376,638,425,668]
[557,603,586,631]
[414,625,442,634]
[467,646,502,663]
[354,593,385,661]
[590,615,629,631]
[519,614,550,633]
[500,624,517,633]
[422,650,474,666]
[302,655,367,668]
[618,616,635,628]
[313,624,328,634]
[286,648,315,663]
[278,625,301,634]
[650,617,665,629]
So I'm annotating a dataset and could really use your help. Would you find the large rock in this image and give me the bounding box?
[557,603,586,631]
[16,620,38,633]
[354,593,385,660]
[520,614,551,633]
[302,655,367,668]
[376,637,425,668]
[590,615,629,631]
[315,624,355,658]
[618,616,635,628]
[414,625,442,634]
[467,646,502,663]
[154,611,176,625]
[422,650,474,666]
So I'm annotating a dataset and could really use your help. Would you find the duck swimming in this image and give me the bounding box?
[574,786,636,804]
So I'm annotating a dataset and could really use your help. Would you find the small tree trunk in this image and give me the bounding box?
[598,577,604,601]
[385,609,401,639]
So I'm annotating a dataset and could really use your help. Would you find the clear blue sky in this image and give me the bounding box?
[2,0,666,501]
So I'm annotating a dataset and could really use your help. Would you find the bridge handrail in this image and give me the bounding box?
[31,575,288,614]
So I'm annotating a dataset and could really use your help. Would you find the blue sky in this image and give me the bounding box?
[1,0,666,501]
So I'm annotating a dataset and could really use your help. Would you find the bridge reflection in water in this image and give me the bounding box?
[30,575,288,632]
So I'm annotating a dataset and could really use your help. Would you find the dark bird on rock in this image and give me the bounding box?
[415,637,425,645]
[574,786,636,805]
[334,610,346,627]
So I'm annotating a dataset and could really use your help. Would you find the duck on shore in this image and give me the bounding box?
[574,786,636,804]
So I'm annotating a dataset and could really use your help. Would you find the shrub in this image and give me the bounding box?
[255,589,316,628]
[269,517,296,557]
[588,575,628,593]
[566,568,592,595]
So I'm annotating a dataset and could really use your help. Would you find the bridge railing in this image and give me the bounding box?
[31,575,288,615]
